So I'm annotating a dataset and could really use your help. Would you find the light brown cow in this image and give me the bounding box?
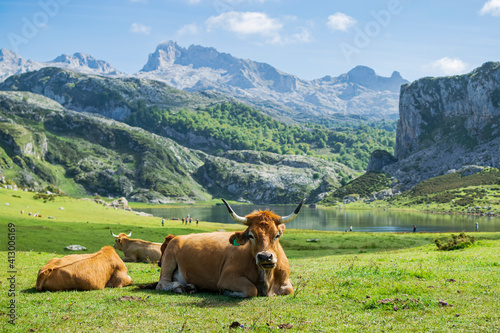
[111,231,162,263]
[156,198,304,297]
[36,246,132,291]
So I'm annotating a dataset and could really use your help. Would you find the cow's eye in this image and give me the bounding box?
[248,234,254,240]
[274,233,280,240]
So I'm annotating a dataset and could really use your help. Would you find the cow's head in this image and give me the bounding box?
[223,199,305,270]
[110,231,132,251]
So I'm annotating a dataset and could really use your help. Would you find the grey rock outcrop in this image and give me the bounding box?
[384,62,500,190]
[367,150,397,172]
[195,150,355,204]
[396,62,500,160]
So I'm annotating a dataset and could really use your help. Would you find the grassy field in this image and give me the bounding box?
[1,188,500,332]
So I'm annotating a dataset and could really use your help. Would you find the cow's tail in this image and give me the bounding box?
[158,234,175,267]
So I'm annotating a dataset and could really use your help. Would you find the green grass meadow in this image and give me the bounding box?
[1,188,500,332]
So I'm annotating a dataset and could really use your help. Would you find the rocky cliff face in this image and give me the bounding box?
[385,62,500,190]
[396,62,500,160]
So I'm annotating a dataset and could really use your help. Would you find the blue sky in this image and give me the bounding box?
[0,0,499,81]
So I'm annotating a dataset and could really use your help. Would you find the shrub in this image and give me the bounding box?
[33,193,57,203]
[435,232,475,251]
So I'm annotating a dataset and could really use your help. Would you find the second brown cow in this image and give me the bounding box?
[111,231,162,263]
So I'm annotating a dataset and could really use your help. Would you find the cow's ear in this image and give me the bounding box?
[278,224,286,235]
[229,231,248,246]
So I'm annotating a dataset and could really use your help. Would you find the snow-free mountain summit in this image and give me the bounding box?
[1,42,407,122]
[137,41,408,121]
[0,48,122,82]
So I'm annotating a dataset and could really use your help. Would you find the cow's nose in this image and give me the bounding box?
[257,252,273,263]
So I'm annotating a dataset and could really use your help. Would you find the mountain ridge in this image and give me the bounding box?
[0,48,122,82]
[0,43,408,122]
[137,41,408,120]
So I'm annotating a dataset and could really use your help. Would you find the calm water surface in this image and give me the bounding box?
[136,204,500,233]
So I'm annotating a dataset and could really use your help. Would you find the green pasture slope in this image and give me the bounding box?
[1,188,500,332]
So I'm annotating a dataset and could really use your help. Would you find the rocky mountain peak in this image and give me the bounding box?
[391,71,403,80]
[0,49,43,82]
[0,48,18,61]
[347,65,377,83]
[141,41,184,71]
[344,66,408,93]
[51,52,120,74]
[141,40,242,72]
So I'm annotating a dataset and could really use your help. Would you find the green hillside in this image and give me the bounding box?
[0,91,208,202]
[0,68,396,171]
[0,90,357,203]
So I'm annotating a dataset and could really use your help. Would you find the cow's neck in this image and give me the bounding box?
[258,268,275,296]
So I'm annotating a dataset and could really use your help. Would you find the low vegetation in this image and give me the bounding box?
[435,232,476,251]
[127,101,396,170]
[322,168,500,217]
[1,188,500,332]
[320,172,392,204]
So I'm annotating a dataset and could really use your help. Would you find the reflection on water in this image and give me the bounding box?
[136,205,500,233]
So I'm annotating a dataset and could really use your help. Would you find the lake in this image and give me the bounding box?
[135,204,500,233]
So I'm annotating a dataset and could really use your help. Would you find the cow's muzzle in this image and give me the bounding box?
[256,251,277,269]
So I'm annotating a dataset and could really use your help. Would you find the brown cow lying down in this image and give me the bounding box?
[111,231,162,263]
[36,246,132,291]
[156,198,304,297]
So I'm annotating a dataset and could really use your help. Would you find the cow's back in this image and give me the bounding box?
[122,239,162,262]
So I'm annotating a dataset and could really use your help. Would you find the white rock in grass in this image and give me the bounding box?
[65,245,86,251]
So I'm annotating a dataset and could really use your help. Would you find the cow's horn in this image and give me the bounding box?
[110,231,119,237]
[126,231,132,237]
[280,198,306,224]
[221,199,248,225]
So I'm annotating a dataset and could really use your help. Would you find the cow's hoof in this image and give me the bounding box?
[172,286,184,294]
[185,284,197,294]
[156,280,183,292]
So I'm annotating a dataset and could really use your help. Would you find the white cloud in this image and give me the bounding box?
[480,0,500,16]
[130,23,151,35]
[206,11,312,45]
[206,11,282,38]
[327,12,357,32]
[291,27,313,43]
[430,57,468,76]
[177,23,200,36]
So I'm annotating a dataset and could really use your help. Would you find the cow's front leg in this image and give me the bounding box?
[218,275,258,298]
[276,278,293,296]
